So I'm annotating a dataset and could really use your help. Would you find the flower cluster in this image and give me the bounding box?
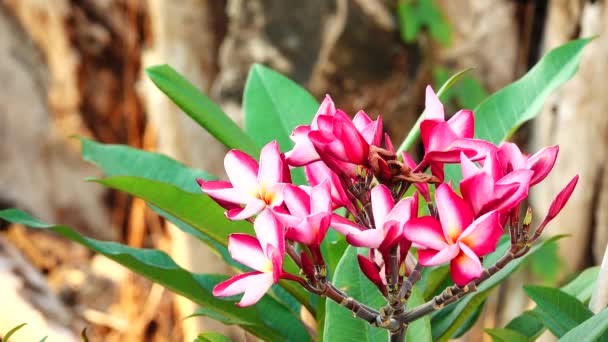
[198,86,577,307]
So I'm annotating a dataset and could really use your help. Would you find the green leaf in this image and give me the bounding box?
[451,300,486,338]
[406,286,432,342]
[421,265,450,301]
[188,307,254,326]
[505,266,600,338]
[0,209,308,342]
[2,323,26,342]
[38,337,48,342]
[485,328,531,342]
[195,332,233,342]
[243,64,318,151]
[146,64,259,157]
[528,240,560,284]
[474,38,593,145]
[430,236,564,341]
[396,68,472,155]
[397,0,450,46]
[523,285,593,337]
[559,308,608,342]
[323,246,387,341]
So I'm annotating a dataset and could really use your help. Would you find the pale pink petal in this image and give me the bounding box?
[403,216,448,251]
[385,196,416,227]
[312,95,336,129]
[346,229,385,248]
[526,145,558,186]
[272,206,303,227]
[435,184,474,243]
[258,141,283,186]
[316,114,334,132]
[228,234,268,271]
[227,272,274,307]
[425,85,444,121]
[286,125,320,166]
[283,184,310,217]
[359,116,383,146]
[371,184,394,229]
[286,220,315,246]
[225,150,259,193]
[418,244,460,266]
[226,199,266,220]
[253,208,284,256]
[352,110,372,131]
[266,183,285,207]
[447,110,474,138]
[450,244,483,286]
[200,181,253,205]
[310,180,332,214]
[213,271,263,297]
[331,214,365,236]
[458,211,502,256]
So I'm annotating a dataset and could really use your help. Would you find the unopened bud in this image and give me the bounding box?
[357,255,386,296]
[546,175,579,222]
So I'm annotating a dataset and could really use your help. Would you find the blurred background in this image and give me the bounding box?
[0,0,606,341]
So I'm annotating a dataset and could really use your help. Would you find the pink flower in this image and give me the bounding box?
[404,184,502,286]
[497,142,558,186]
[305,161,356,214]
[460,151,533,216]
[331,184,418,252]
[198,141,286,220]
[420,86,496,178]
[273,180,333,246]
[402,152,431,203]
[213,210,285,307]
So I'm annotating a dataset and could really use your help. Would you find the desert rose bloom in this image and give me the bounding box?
[273,180,333,246]
[198,141,285,220]
[213,210,285,306]
[498,142,558,186]
[460,151,533,216]
[404,184,502,286]
[420,86,496,178]
[331,184,418,252]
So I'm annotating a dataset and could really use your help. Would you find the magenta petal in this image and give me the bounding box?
[331,214,365,236]
[423,121,458,153]
[447,110,474,138]
[311,180,332,214]
[226,198,266,220]
[458,211,502,256]
[385,196,416,226]
[526,145,558,186]
[544,174,579,222]
[492,169,533,212]
[418,244,460,266]
[424,85,445,121]
[460,173,495,215]
[403,216,448,251]
[357,255,385,290]
[450,244,483,286]
[228,234,268,271]
[312,95,337,127]
[498,142,526,172]
[286,125,319,166]
[460,152,481,180]
[371,184,395,229]
[482,151,504,182]
[445,138,497,162]
[225,150,259,193]
[258,141,283,186]
[435,184,474,243]
[352,110,372,130]
[347,229,385,248]
[335,114,368,164]
[283,184,310,217]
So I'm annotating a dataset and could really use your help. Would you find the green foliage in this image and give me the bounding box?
[527,240,560,284]
[398,0,451,46]
[406,286,432,342]
[323,246,387,341]
[523,286,594,338]
[2,323,26,342]
[485,328,531,342]
[559,308,608,342]
[146,65,259,157]
[0,209,309,342]
[195,332,233,342]
[433,67,489,109]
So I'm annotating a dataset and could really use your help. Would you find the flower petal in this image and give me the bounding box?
[460,152,481,180]
[385,196,417,227]
[447,109,474,138]
[460,172,495,216]
[258,141,283,186]
[450,244,483,286]
[312,95,337,129]
[526,145,558,186]
[346,229,385,248]
[225,199,266,220]
[253,208,284,256]
[435,183,474,243]
[425,85,445,121]
[497,142,526,172]
[458,210,502,256]
[311,180,332,214]
[228,234,268,271]
[286,125,319,166]
[225,150,259,193]
[403,216,448,251]
[283,184,310,217]
[219,271,274,307]
[331,214,365,236]
[200,181,252,206]
[418,244,460,266]
[482,151,503,182]
[371,184,395,229]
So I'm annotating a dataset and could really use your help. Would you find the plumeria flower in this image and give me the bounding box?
[402,151,431,203]
[420,86,496,179]
[404,184,502,286]
[198,141,285,220]
[497,142,558,186]
[213,210,285,306]
[460,151,533,216]
[273,180,333,246]
[331,184,418,252]
[305,161,356,214]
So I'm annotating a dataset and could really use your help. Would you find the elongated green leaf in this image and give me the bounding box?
[146,65,259,156]
[2,323,26,342]
[38,337,48,342]
[323,246,387,341]
[406,286,432,342]
[505,266,600,338]
[421,265,450,301]
[243,64,318,151]
[485,328,531,342]
[195,332,233,342]
[90,176,313,312]
[396,68,472,154]
[451,300,486,338]
[523,285,593,337]
[559,308,608,342]
[474,38,592,145]
[430,236,564,341]
[0,209,308,341]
